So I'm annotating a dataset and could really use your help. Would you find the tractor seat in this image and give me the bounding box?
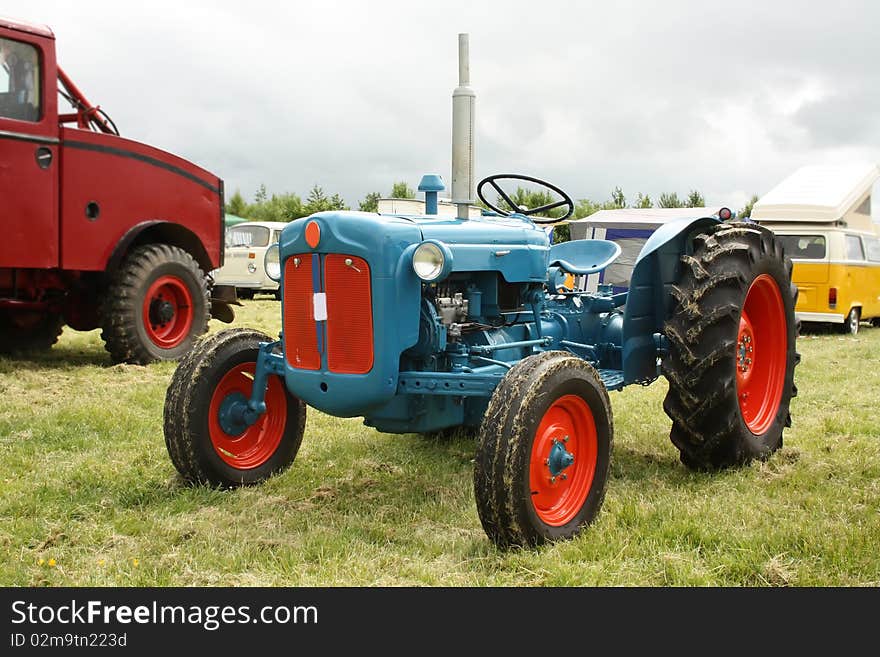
[548,239,622,275]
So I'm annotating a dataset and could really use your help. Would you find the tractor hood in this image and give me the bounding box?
[279,210,550,283]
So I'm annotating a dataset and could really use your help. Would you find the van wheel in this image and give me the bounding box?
[871,317,880,328]
[841,308,860,335]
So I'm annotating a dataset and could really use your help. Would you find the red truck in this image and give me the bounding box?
[0,17,232,364]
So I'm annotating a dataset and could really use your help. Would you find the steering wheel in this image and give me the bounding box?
[476,174,574,223]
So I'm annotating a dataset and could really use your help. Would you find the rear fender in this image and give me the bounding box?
[621,216,720,384]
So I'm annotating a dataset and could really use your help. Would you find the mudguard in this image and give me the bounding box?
[621,215,721,384]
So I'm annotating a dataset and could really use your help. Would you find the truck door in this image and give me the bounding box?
[0,31,59,268]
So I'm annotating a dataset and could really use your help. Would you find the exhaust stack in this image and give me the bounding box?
[451,33,475,219]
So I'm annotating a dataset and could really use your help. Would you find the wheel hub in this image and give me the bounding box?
[546,436,575,480]
[737,328,754,375]
[218,392,254,436]
[149,297,175,326]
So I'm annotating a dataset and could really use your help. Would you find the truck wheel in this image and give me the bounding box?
[474,351,613,548]
[0,311,63,354]
[101,244,210,364]
[841,307,860,336]
[164,328,306,487]
[662,222,799,470]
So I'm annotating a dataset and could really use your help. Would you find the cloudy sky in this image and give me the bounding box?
[7,0,880,214]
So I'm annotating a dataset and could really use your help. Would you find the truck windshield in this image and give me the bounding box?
[0,37,41,122]
[227,226,270,248]
[777,235,826,260]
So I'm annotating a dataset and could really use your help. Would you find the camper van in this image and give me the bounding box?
[211,221,287,299]
[752,163,880,335]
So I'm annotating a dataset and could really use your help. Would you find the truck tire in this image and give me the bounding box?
[474,351,613,548]
[164,328,306,487]
[0,311,63,354]
[662,222,799,470]
[101,244,210,364]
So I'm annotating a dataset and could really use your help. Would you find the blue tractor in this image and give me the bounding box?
[163,172,799,548]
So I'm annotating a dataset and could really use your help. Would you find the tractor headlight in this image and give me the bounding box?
[265,244,281,282]
[412,240,452,282]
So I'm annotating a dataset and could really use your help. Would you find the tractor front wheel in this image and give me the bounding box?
[474,351,613,548]
[101,244,210,364]
[662,222,799,470]
[164,328,306,487]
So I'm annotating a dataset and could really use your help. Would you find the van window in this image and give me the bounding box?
[777,235,826,260]
[227,226,270,248]
[845,235,865,261]
[0,37,41,122]
[865,237,880,263]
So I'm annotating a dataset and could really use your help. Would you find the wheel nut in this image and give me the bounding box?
[563,435,570,443]
[561,474,568,481]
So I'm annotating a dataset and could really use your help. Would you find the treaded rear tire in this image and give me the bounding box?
[662,222,799,470]
[101,244,210,364]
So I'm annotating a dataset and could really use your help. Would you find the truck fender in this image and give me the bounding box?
[106,220,214,275]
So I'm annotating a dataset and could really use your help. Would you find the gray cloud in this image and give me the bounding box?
[5,0,879,212]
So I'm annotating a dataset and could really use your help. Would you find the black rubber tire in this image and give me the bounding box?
[474,351,613,548]
[164,328,306,487]
[0,311,63,354]
[101,244,210,365]
[871,317,880,328]
[237,289,255,300]
[840,307,860,335]
[662,222,799,470]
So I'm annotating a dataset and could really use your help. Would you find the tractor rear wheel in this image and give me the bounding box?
[0,310,63,354]
[474,351,613,548]
[164,328,306,487]
[662,222,799,470]
[101,244,210,365]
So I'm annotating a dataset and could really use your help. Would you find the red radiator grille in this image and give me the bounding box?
[284,254,320,370]
[324,254,374,374]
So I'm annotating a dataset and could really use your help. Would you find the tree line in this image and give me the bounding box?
[225,182,759,242]
[224,182,416,222]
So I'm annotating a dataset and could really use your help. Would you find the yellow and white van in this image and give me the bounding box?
[211,221,287,299]
[752,163,880,335]
[762,227,880,334]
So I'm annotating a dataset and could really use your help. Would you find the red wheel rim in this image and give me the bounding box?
[142,275,194,349]
[529,394,598,527]
[736,274,787,435]
[208,363,288,469]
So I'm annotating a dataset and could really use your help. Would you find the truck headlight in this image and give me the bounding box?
[265,244,281,282]
[412,240,452,282]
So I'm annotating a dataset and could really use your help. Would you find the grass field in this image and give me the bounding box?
[1,299,878,586]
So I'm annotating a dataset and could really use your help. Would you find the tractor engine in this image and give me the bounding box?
[271,202,627,435]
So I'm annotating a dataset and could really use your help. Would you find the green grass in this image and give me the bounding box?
[1,299,878,586]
